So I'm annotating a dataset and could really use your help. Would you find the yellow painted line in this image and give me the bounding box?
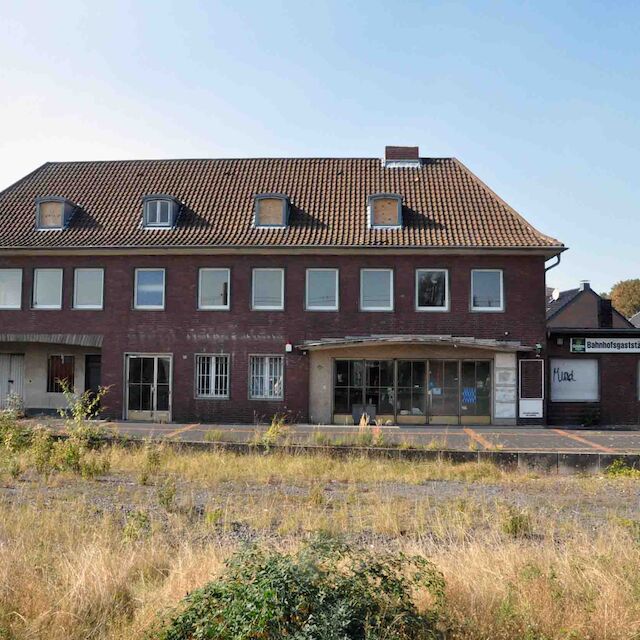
[552,429,616,453]
[166,423,201,438]
[463,427,493,449]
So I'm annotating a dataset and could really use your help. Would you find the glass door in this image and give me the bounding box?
[460,360,492,425]
[126,355,172,421]
[428,360,460,425]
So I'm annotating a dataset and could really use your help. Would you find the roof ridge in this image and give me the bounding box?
[42,156,456,165]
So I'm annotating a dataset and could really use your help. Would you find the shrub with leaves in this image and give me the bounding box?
[155,536,445,640]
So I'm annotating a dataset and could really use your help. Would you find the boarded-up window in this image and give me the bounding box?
[47,355,75,393]
[370,196,401,227]
[38,201,64,228]
[255,197,286,226]
[520,359,543,399]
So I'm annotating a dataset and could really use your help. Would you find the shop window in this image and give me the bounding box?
[550,358,599,402]
[333,359,394,419]
[47,355,75,393]
[397,361,426,417]
[460,361,492,416]
[334,360,364,414]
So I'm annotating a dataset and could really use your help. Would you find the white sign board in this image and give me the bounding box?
[571,337,640,353]
[550,358,599,402]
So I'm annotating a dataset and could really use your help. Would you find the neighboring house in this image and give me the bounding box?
[0,146,564,425]
[546,282,640,425]
[630,311,640,328]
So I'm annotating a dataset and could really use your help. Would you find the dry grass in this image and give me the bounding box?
[0,440,638,638]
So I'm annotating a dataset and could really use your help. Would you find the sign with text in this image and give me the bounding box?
[570,337,640,353]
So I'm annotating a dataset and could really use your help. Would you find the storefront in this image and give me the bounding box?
[302,336,530,426]
[547,332,640,426]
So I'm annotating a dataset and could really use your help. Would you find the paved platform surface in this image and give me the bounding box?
[45,420,640,454]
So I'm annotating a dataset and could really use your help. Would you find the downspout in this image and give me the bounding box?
[544,253,561,273]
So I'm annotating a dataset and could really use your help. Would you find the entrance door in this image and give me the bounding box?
[460,360,492,425]
[0,354,25,410]
[85,355,102,395]
[126,355,171,421]
[428,360,460,425]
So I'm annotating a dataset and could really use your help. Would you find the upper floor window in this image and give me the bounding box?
[361,269,393,311]
[471,269,504,311]
[73,268,104,310]
[368,194,402,228]
[416,269,449,311]
[253,194,289,228]
[198,268,230,310]
[0,269,22,309]
[134,268,165,310]
[306,268,338,311]
[142,196,179,228]
[36,197,75,230]
[33,268,63,309]
[252,268,284,310]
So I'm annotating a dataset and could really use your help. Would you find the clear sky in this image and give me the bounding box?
[1,0,638,293]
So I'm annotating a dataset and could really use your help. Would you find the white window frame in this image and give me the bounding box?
[198,268,230,310]
[415,268,449,312]
[194,354,230,399]
[249,355,284,400]
[73,268,104,310]
[251,268,285,311]
[470,269,504,312]
[134,268,166,310]
[305,268,339,311]
[144,199,172,228]
[360,268,394,312]
[0,268,22,310]
[32,268,63,310]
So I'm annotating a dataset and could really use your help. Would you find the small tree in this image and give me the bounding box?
[610,278,640,318]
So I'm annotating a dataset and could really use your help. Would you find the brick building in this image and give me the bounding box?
[0,146,564,425]
[547,282,640,426]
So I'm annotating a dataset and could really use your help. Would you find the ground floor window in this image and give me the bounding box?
[47,355,75,393]
[334,358,492,423]
[249,356,284,399]
[550,358,599,402]
[195,354,229,398]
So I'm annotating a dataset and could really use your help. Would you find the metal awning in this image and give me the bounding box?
[0,333,103,348]
[297,335,531,352]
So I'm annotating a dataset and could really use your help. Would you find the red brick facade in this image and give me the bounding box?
[0,252,547,422]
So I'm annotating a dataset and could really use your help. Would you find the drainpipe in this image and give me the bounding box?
[544,253,561,273]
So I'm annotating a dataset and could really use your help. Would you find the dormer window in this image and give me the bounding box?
[36,197,75,230]
[368,194,403,229]
[253,194,289,228]
[142,195,179,228]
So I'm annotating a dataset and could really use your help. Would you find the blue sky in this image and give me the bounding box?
[1,0,638,293]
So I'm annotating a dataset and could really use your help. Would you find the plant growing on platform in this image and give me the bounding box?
[154,536,445,640]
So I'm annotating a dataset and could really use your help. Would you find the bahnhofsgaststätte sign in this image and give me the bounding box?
[570,337,640,353]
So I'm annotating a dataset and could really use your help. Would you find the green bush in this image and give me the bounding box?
[501,507,534,539]
[154,537,445,640]
[605,458,640,478]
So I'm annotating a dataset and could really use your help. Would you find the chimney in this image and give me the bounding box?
[579,280,591,291]
[384,146,420,167]
[599,298,613,328]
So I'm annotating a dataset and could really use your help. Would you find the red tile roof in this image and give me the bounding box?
[0,157,563,252]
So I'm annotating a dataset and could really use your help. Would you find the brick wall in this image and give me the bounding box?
[547,337,640,425]
[0,253,547,422]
